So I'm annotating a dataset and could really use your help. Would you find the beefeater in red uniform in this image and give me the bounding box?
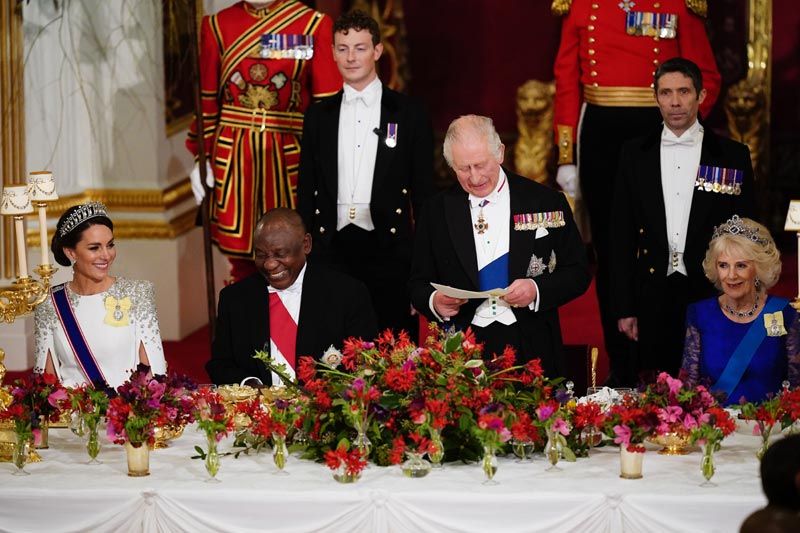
[187,0,341,281]
[551,0,720,386]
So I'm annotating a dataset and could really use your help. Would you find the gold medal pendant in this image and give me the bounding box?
[474,212,489,235]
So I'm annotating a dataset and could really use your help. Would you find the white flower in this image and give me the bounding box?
[322,345,343,368]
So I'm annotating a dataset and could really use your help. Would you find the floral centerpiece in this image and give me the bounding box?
[69,385,110,464]
[256,325,560,471]
[0,373,68,473]
[191,388,234,480]
[106,365,196,476]
[642,372,717,455]
[534,397,576,469]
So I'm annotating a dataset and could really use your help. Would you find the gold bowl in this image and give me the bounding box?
[152,423,185,449]
[647,431,694,455]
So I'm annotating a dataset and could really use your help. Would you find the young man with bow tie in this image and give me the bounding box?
[297,10,433,335]
[610,57,755,382]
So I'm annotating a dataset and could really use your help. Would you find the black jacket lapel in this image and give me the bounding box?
[321,92,343,198]
[444,188,479,289]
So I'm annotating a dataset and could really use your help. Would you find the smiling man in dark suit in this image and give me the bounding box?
[207,208,377,385]
[408,115,590,377]
[297,10,433,335]
[611,57,755,383]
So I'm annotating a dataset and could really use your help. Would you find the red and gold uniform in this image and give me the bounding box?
[553,0,720,162]
[187,1,341,259]
[551,0,720,385]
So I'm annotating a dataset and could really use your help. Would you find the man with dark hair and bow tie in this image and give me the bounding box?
[409,115,590,377]
[610,57,755,382]
[297,10,433,336]
[207,208,377,385]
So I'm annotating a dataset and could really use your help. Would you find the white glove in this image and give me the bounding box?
[190,161,214,205]
[556,164,578,198]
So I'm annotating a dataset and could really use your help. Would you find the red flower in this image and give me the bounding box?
[389,436,406,465]
[383,366,415,393]
[297,356,317,382]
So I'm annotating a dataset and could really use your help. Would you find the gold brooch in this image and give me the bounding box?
[104,295,132,327]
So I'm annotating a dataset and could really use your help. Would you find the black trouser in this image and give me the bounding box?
[636,273,689,380]
[579,104,663,386]
[327,224,416,336]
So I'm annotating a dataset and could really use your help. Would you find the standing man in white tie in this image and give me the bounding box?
[409,115,590,378]
[297,10,433,336]
[207,208,377,386]
[611,57,755,382]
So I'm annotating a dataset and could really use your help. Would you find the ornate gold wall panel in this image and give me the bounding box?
[0,2,25,279]
[725,0,771,182]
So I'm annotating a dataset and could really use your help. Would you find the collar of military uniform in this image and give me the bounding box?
[243,0,290,18]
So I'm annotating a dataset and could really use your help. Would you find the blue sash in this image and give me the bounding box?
[51,284,111,391]
[478,253,509,291]
[713,297,787,398]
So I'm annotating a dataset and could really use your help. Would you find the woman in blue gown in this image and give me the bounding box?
[681,216,800,405]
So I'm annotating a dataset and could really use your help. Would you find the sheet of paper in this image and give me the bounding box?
[431,283,508,300]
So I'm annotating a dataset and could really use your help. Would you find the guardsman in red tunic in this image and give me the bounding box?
[187,0,341,281]
[551,0,720,386]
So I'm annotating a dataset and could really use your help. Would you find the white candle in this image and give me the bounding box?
[14,216,28,279]
[38,204,49,266]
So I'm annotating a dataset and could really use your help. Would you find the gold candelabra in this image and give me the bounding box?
[0,171,59,322]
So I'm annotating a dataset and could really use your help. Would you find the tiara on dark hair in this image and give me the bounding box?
[58,202,108,237]
[711,215,767,245]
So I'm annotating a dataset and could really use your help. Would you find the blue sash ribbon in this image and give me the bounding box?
[713,297,787,398]
[478,253,509,291]
[51,284,111,391]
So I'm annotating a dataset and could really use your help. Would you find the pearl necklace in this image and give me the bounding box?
[722,294,759,319]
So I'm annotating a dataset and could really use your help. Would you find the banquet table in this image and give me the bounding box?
[0,426,766,533]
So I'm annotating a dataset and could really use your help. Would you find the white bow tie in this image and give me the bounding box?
[343,85,376,106]
[662,135,698,147]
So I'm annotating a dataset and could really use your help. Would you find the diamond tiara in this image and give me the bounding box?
[711,215,768,245]
[58,202,109,237]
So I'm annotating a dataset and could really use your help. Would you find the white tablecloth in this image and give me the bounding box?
[0,427,766,533]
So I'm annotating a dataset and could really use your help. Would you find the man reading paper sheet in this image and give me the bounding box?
[409,115,590,376]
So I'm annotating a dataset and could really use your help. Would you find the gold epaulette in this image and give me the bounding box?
[551,0,573,16]
[685,0,708,17]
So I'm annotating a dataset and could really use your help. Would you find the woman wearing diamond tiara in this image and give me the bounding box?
[33,202,166,389]
[680,216,799,404]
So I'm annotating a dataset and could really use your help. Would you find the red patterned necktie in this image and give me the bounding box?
[268,292,297,369]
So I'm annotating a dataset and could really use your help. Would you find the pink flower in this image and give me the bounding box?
[665,375,683,396]
[47,388,68,408]
[682,413,698,430]
[658,405,683,424]
[613,424,632,446]
[552,417,570,436]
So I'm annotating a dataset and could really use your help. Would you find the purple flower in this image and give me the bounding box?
[536,404,555,421]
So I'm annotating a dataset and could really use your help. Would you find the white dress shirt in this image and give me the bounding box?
[265,264,306,386]
[337,77,382,231]
[660,119,703,276]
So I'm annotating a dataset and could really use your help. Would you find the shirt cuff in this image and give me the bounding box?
[526,279,540,312]
[428,290,446,322]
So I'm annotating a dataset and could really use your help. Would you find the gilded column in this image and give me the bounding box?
[0,1,25,279]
